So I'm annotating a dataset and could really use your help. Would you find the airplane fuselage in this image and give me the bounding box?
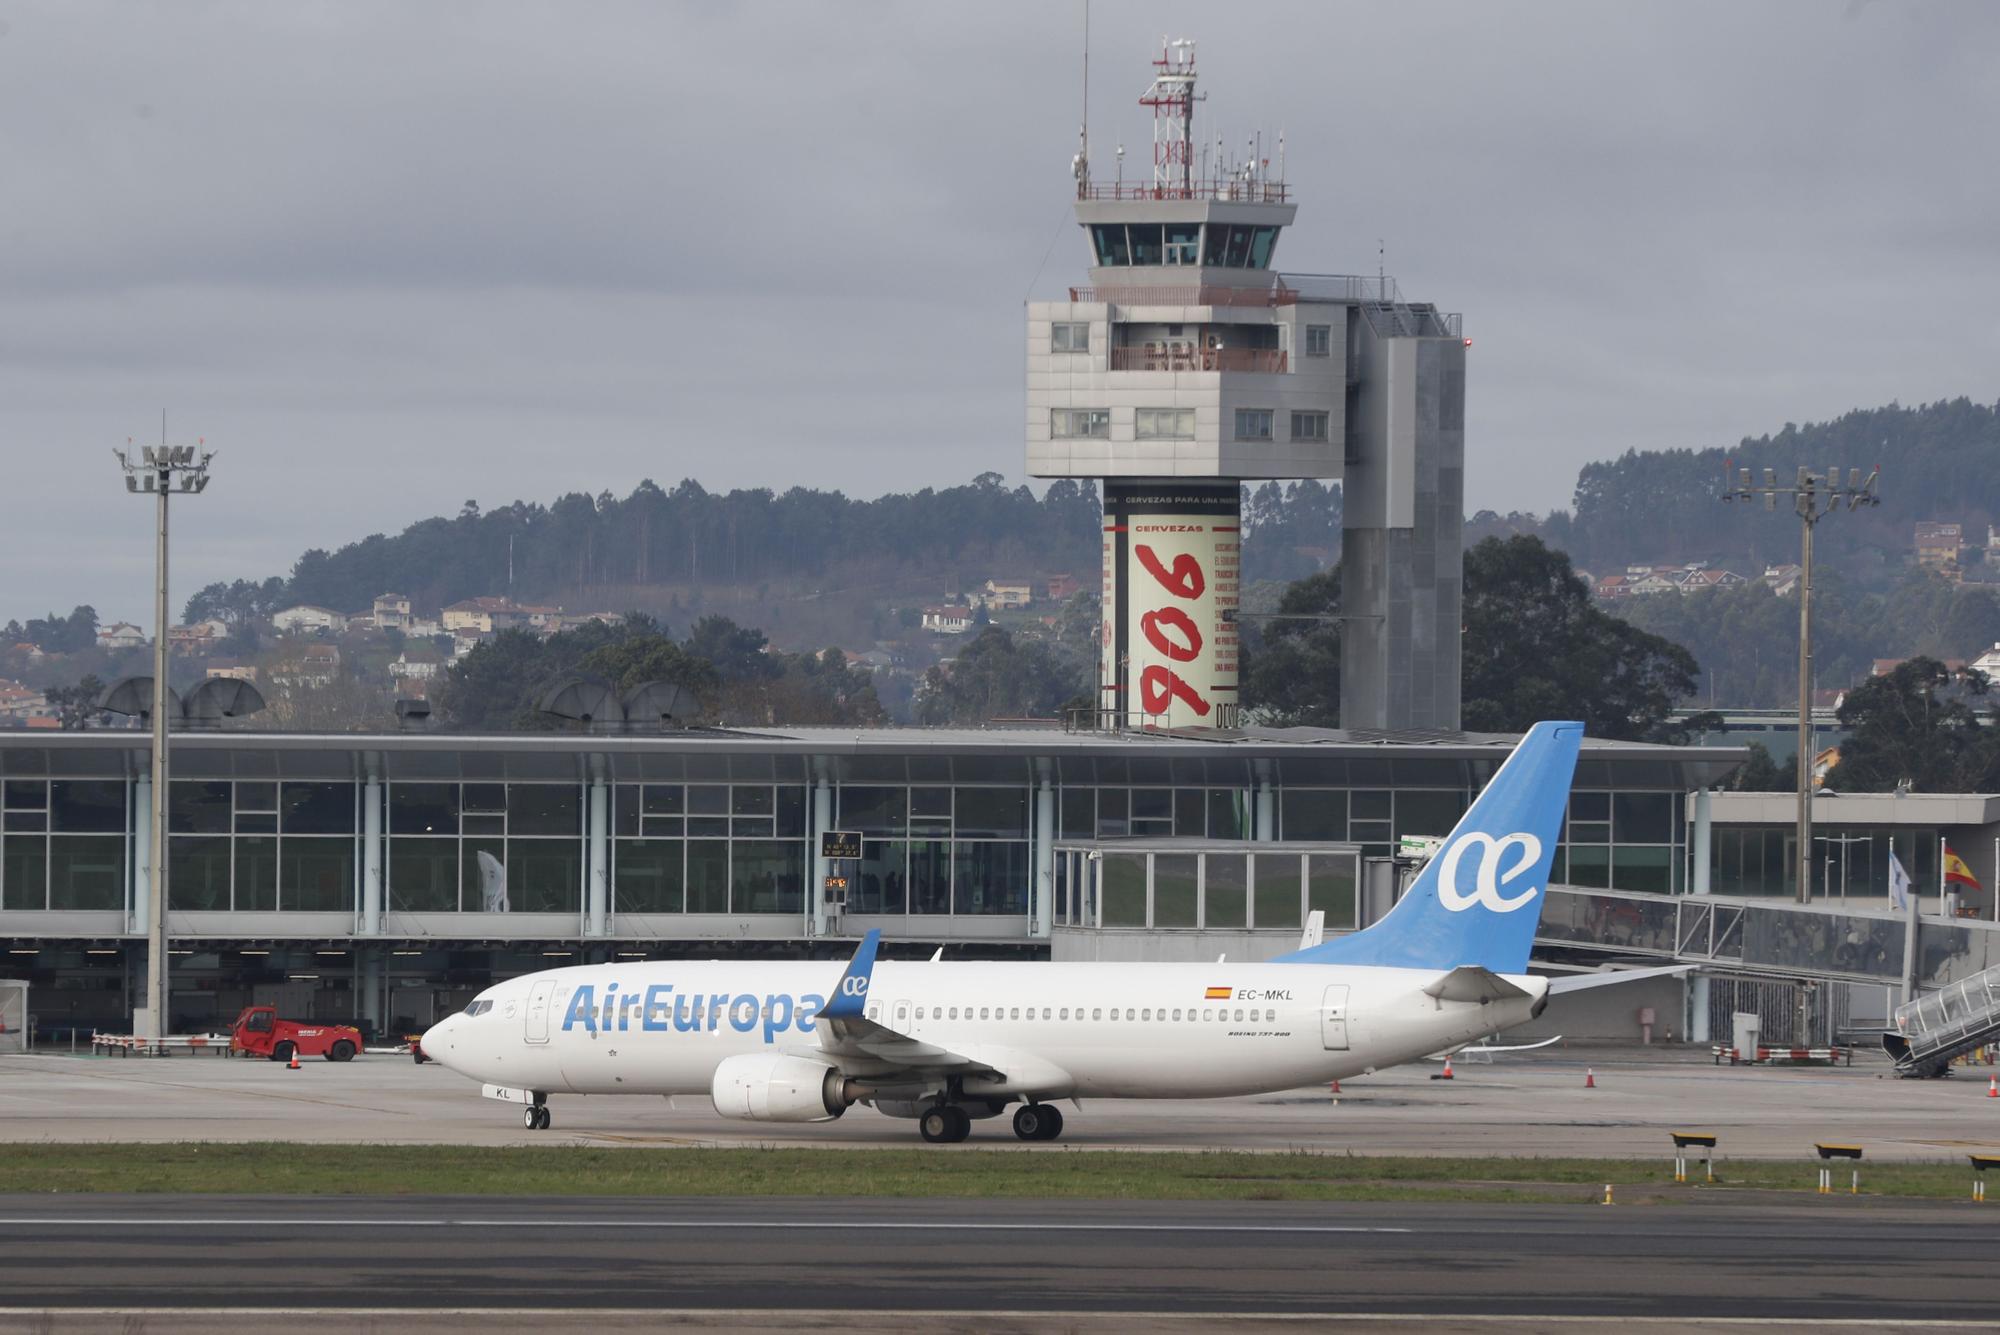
[424,957,1547,1105]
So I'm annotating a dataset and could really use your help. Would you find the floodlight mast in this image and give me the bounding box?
[111,439,215,1048]
[1721,462,1880,904]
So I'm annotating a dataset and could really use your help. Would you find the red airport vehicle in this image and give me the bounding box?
[228,1006,362,1063]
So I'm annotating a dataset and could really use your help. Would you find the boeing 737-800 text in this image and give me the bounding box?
[421,721,1677,1142]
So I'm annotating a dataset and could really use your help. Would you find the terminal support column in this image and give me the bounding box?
[1034,777,1054,939]
[360,774,383,937]
[585,771,608,938]
[811,777,832,938]
[130,774,152,936]
[1255,778,1275,841]
[1687,790,1714,1043]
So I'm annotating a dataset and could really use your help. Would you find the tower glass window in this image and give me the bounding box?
[1127,223,1165,266]
[1165,223,1201,265]
[1305,325,1331,357]
[1051,322,1090,353]
[1234,409,1274,440]
[1090,224,1130,266]
[1291,411,1329,442]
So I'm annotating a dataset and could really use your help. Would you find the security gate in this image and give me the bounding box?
[0,980,25,1053]
[1320,984,1350,1051]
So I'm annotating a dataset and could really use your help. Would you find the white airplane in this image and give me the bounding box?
[421,720,1680,1143]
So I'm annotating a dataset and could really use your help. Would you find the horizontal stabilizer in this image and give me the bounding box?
[1423,965,1534,1004]
[1547,963,1695,995]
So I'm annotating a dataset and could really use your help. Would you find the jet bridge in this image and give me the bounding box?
[1535,885,2000,1064]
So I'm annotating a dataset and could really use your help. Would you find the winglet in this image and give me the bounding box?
[821,929,882,1021]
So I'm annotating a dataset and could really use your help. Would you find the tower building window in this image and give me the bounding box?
[1051,409,1111,440]
[1051,323,1090,353]
[1305,325,1331,357]
[1234,409,1274,441]
[1292,411,1329,442]
[1135,408,1195,440]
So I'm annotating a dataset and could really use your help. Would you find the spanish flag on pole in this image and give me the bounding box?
[1945,844,1982,892]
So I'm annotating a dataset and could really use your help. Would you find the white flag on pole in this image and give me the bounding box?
[1889,848,1911,912]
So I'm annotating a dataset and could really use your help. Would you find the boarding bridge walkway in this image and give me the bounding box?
[1538,885,2000,989]
[1537,887,2000,1065]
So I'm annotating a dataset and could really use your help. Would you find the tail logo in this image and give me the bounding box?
[1434,832,1543,914]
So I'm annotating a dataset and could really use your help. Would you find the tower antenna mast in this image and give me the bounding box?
[1074,0,1091,197]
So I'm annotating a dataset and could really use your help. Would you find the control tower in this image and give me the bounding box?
[1027,40,1466,731]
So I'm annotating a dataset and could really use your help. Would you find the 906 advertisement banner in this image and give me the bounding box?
[1102,481,1240,730]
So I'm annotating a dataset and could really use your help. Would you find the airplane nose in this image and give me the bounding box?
[421,1014,461,1067]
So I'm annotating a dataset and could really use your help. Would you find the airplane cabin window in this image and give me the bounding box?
[1141,1008,1151,1021]
[1010,1008,1020,1020]
[1092,1008,1102,1021]
[1060,1008,1069,1020]
[949,1007,959,1020]
[1042,1008,1052,1020]
[1126,1009,1136,1021]
[1201,1009,1212,1021]
[1233,1009,1244,1021]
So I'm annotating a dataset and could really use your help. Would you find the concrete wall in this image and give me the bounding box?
[1340,330,1464,731]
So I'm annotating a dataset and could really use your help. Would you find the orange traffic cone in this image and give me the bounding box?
[1987,1076,1997,1099]
[1441,1057,1454,1080]
[1330,1079,1340,1094]
[1584,1067,1596,1089]
[287,1047,300,1070]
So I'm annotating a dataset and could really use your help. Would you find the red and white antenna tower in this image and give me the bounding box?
[1140,38,1201,196]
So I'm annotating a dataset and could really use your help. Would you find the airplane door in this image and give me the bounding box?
[1320,985,1350,1051]
[525,979,555,1044]
[891,999,912,1032]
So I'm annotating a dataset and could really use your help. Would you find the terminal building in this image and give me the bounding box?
[0,726,1740,1039]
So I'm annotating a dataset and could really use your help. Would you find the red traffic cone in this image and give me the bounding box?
[1442,1057,1454,1080]
[1987,1076,1997,1099]
[1330,1079,1340,1094]
[287,1047,301,1070]
[1584,1067,1596,1089]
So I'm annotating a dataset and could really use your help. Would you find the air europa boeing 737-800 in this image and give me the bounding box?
[421,721,1680,1143]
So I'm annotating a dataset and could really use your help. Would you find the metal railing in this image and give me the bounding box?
[1079,181,1290,204]
[1108,347,1288,374]
[1067,283,1298,308]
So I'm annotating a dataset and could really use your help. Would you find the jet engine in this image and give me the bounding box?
[709,1052,852,1122]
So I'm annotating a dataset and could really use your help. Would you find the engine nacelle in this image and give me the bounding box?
[710,1052,850,1123]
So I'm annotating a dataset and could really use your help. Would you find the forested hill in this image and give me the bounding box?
[1543,397,2000,576]
[189,474,1342,639]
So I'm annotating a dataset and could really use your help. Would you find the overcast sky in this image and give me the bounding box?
[3,0,1997,627]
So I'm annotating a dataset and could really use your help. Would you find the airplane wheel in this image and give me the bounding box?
[942,1106,971,1143]
[538,1107,552,1131]
[1013,1104,1053,1141]
[524,1106,538,1131]
[919,1107,954,1143]
[1035,1105,1064,1141]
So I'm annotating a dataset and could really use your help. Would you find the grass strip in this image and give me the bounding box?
[0,1144,1986,1203]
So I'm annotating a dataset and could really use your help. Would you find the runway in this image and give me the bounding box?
[0,1193,1991,1325]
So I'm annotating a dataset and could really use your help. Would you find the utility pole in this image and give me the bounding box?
[113,439,215,1046]
[1722,463,1879,903]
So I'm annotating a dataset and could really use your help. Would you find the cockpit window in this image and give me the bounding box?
[463,999,494,1017]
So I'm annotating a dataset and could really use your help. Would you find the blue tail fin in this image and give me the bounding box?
[1274,721,1584,973]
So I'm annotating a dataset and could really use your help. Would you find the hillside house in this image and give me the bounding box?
[1915,521,1963,571]
[372,593,414,630]
[922,606,975,634]
[271,605,349,636]
[95,622,147,651]
[979,579,1033,611]
[1045,574,1083,601]
[206,662,259,684]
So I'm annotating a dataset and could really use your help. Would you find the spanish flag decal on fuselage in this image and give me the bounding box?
[1204,986,1232,1000]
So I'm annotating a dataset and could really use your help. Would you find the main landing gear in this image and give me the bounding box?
[1012,1103,1064,1142]
[523,1098,552,1132]
[918,1105,971,1144]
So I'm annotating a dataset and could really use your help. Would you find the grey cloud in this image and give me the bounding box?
[3,0,1998,623]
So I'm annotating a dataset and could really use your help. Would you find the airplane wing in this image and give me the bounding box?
[809,930,1002,1080]
[1545,963,1696,995]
